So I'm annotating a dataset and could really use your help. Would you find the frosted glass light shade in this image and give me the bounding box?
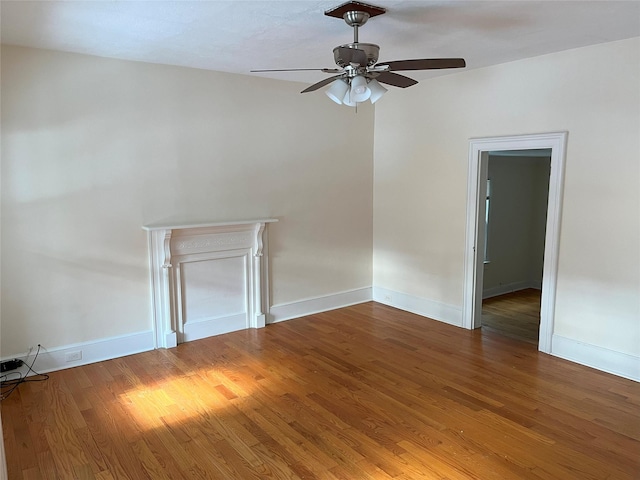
[326,79,349,104]
[342,89,357,107]
[368,79,388,104]
[350,75,371,102]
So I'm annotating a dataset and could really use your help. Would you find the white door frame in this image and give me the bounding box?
[462,132,568,353]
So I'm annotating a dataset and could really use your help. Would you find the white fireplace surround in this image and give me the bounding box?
[143,219,277,348]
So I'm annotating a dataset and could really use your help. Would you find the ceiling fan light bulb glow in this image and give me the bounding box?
[350,75,371,102]
[352,77,367,94]
[326,79,349,104]
[368,79,388,104]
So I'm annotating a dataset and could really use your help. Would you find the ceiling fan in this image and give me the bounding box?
[251,1,466,106]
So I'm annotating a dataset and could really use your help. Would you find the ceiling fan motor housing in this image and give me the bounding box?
[333,43,379,69]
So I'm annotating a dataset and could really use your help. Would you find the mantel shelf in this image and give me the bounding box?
[143,218,278,231]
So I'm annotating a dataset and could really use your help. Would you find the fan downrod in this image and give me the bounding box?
[325,2,385,69]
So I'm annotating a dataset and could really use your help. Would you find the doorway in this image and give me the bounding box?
[481,150,551,345]
[462,133,567,354]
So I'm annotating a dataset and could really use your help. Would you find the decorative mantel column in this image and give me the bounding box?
[143,219,277,348]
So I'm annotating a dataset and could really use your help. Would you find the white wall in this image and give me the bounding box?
[373,38,640,360]
[1,46,374,358]
[483,155,550,296]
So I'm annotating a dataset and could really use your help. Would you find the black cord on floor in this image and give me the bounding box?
[0,344,49,401]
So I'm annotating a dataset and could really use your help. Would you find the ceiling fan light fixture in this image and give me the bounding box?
[368,79,387,103]
[326,79,350,104]
[350,75,371,102]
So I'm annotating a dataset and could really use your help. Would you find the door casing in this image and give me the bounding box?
[462,132,568,353]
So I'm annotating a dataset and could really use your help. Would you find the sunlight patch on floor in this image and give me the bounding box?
[117,365,261,431]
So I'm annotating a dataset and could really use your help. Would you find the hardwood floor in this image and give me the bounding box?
[3,302,639,479]
[482,289,541,345]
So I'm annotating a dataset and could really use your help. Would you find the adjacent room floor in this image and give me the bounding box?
[482,288,541,345]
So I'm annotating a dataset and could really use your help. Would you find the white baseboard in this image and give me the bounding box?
[269,287,372,323]
[1,330,155,376]
[3,303,636,386]
[551,334,640,382]
[372,286,462,327]
[483,281,541,299]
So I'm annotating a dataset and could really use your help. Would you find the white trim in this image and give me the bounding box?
[551,335,640,382]
[373,287,462,327]
[269,287,372,323]
[463,132,568,354]
[1,330,154,375]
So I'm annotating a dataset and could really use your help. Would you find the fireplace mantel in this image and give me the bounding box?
[143,219,278,231]
[143,219,277,348]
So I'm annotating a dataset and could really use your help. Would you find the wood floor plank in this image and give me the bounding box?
[482,288,541,344]
[3,301,639,478]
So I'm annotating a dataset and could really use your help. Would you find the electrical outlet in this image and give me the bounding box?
[65,350,82,362]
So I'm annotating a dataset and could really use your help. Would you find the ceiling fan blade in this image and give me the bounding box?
[251,68,342,73]
[377,58,466,71]
[336,46,368,66]
[301,74,345,93]
[375,71,418,88]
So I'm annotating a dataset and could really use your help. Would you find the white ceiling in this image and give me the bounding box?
[1,0,639,86]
